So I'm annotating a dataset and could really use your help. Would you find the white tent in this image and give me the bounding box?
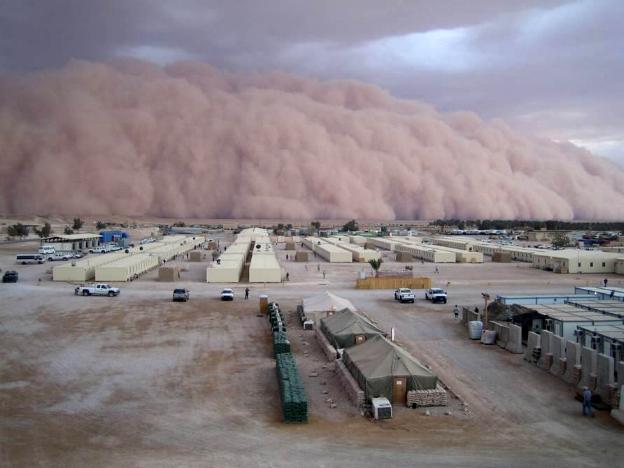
[302,291,357,323]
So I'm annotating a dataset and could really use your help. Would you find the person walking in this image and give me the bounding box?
[453,305,460,320]
[582,387,594,417]
[322,270,326,279]
[435,266,439,274]
[245,287,249,300]
[286,272,290,281]
[603,278,608,288]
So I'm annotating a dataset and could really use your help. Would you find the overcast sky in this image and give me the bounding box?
[1,0,622,163]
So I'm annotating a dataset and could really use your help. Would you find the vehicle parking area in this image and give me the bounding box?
[2,240,624,467]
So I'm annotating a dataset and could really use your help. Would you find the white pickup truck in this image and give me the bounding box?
[425,288,448,304]
[74,283,120,297]
[394,288,415,303]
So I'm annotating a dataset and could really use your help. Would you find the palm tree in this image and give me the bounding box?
[368,258,383,277]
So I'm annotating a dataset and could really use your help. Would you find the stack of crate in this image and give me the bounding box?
[276,353,308,423]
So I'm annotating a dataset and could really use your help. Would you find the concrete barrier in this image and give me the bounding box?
[462,307,480,326]
[610,385,624,426]
[618,361,624,386]
[597,353,615,403]
[335,359,365,408]
[538,330,553,370]
[356,276,431,290]
[563,341,581,385]
[315,327,337,362]
[506,324,523,354]
[579,346,598,390]
[549,335,566,376]
[525,332,541,363]
[492,321,509,349]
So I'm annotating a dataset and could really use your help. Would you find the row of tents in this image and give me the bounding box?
[302,291,438,405]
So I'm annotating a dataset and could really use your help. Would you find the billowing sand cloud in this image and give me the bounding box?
[1,59,623,220]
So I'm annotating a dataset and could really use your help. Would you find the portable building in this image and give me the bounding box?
[495,294,600,306]
[564,299,624,317]
[52,252,127,281]
[320,309,386,349]
[427,245,483,263]
[616,258,624,275]
[159,266,181,281]
[342,335,438,404]
[367,238,398,251]
[99,230,128,245]
[295,251,309,262]
[95,253,159,282]
[516,304,624,342]
[572,287,624,302]
[533,250,621,274]
[249,241,281,283]
[575,324,624,362]
[326,238,380,262]
[394,243,455,263]
[349,236,368,246]
[206,253,245,282]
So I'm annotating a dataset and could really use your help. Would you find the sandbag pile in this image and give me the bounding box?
[407,385,448,407]
[276,353,308,423]
[272,330,291,356]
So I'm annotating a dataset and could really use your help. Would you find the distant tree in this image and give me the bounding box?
[457,220,466,230]
[286,223,293,230]
[7,223,29,238]
[368,258,383,277]
[552,232,570,248]
[95,221,107,230]
[34,222,52,238]
[72,217,83,231]
[64,226,74,235]
[173,221,186,227]
[310,220,321,235]
[342,219,358,232]
[380,225,388,236]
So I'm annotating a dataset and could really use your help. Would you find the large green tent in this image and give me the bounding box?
[320,309,386,349]
[343,335,438,403]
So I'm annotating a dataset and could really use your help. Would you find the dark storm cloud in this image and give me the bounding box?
[0,0,622,161]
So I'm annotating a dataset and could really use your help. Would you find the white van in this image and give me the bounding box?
[38,245,55,255]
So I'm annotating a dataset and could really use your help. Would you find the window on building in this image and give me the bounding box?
[602,262,606,267]
[590,262,594,267]
[578,262,581,267]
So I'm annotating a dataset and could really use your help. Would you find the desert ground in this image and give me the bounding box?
[1,231,623,467]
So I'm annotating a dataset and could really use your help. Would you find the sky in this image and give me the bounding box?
[1,0,622,164]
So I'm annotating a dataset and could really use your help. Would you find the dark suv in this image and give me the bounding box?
[172,288,190,302]
[2,271,18,283]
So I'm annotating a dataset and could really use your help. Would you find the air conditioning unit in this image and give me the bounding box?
[371,397,392,420]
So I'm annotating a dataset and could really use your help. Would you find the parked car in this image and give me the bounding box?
[39,245,55,255]
[74,283,120,297]
[220,288,234,301]
[2,271,18,283]
[394,288,415,303]
[425,288,448,303]
[173,288,190,302]
[47,252,73,261]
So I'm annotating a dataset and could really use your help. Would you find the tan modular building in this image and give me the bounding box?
[431,237,479,251]
[42,233,101,252]
[326,237,380,262]
[366,237,398,251]
[95,253,160,282]
[394,243,455,263]
[533,250,622,274]
[206,254,245,282]
[52,252,128,282]
[249,240,281,283]
[426,245,484,263]
[617,258,624,275]
[315,242,352,263]
[349,235,368,246]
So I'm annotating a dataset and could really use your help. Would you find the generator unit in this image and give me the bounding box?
[371,397,392,420]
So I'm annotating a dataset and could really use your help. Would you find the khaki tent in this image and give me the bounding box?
[320,309,386,349]
[343,335,438,403]
[302,291,357,323]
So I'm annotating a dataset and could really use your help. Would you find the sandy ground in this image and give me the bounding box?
[1,237,624,467]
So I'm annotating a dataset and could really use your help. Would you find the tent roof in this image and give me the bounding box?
[303,291,357,313]
[321,309,384,338]
[344,335,435,381]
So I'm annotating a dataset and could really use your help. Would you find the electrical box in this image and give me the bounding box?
[371,397,392,420]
